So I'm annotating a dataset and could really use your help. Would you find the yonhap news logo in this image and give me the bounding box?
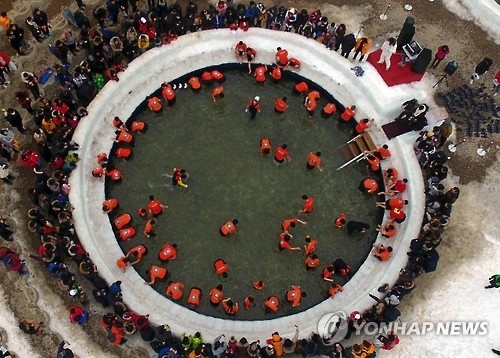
[318,312,488,339]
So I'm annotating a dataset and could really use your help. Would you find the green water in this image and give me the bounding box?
[106,68,383,320]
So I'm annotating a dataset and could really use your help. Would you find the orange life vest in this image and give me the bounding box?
[114,213,131,229]
[187,288,201,307]
[119,227,136,241]
[148,97,162,112]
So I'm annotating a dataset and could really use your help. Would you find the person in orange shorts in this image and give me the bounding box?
[187,287,201,308]
[147,195,168,217]
[158,243,177,261]
[334,213,346,228]
[222,298,239,315]
[299,195,314,214]
[211,85,224,102]
[303,235,317,254]
[161,82,176,106]
[322,264,335,282]
[372,243,393,261]
[281,218,307,237]
[340,105,357,123]
[145,265,167,285]
[188,76,201,91]
[274,144,291,164]
[305,254,320,269]
[253,281,265,290]
[143,219,156,237]
[294,81,309,95]
[246,47,257,73]
[359,178,379,194]
[286,285,306,307]
[254,65,267,83]
[274,96,288,113]
[166,281,184,300]
[209,284,224,305]
[220,219,238,237]
[376,220,397,238]
[214,258,229,277]
[147,95,162,113]
[264,296,280,313]
[260,137,272,155]
[320,103,336,119]
[270,64,282,82]
[244,295,254,310]
[306,151,323,171]
[329,284,344,298]
[102,198,119,213]
[235,40,247,64]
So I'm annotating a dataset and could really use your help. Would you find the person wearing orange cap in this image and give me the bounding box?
[188,76,201,90]
[254,65,267,83]
[264,296,280,313]
[246,47,257,73]
[245,96,261,119]
[294,81,309,94]
[270,64,282,82]
[119,226,136,241]
[114,213,131,230]
[303,235,317,254]
[147,195,168,216]
[275,47,289,67]
[334,213,346,228]
[209,284,224,305]
[299,195,314,214]
[340,105,356,124]
[274,144,290,164]
[102,198,119,213]
[359,178,379,194]
[161,83,176,106]
[222,298,239,315]
[235,41,247,64]
[274,96,288,114]
[214,259,229,276]
[286,285,305,307]
[260,137,272,155]
[321,103,337,118]
[145,265,167,285]
[143,219,156,237]
[305,254,320,269]
[211,85,224,102]
[306,151,323,171]
[220,219,238,237]
[187,287,201,307]
[244,295,254,310]
[166,281,184,300]
[158,243,177,261]
[147,95,162,113]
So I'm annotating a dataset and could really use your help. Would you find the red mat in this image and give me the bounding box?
[367,49,425,87]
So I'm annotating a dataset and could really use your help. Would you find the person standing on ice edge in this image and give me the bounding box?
[377,37,397,71]
[246,96,261,119]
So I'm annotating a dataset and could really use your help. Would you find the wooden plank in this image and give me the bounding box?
[340,145,353,161]
[362,132,377,151]
[348,142,361,157]
[355,137,369,153]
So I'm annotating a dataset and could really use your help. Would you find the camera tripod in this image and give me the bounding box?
[433,73,449,88]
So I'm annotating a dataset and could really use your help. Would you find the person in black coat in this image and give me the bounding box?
[340,33,356,58]
[470,57,493,84]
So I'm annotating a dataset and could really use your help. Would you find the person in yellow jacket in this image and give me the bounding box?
[353,36,371,61]
[137,34,150,53]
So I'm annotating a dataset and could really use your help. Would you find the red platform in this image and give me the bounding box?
[367,49,425,87]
